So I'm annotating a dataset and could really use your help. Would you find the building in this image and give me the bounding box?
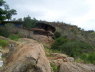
[0,21,56,43]
[24,22,56,36]
[0,21,23,28]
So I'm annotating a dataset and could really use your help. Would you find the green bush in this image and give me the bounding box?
[51,37,68,50]
[80,53,88,62]
[50,62,58,72]
[51,37,93,58]
[0,39,8,47]
[80,52,95,64]
[8,33,21,41]
[88,52,95,63]
[0,23,15,37]
[0,27,10,37]
[53,31,61,39]
[59,40,93,57]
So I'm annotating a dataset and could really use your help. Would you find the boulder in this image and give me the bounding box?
[59,62,95,72]
[66,57,74,62]
[52,59,63,67]
[0,38,52,72]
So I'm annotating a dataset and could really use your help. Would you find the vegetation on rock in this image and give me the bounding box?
[0,39,8,47]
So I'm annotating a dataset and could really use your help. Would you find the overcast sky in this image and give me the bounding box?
[4,0,95,31]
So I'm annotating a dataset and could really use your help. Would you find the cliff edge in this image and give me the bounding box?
[0,37,52,72]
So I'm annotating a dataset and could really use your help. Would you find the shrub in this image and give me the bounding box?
[8,33,21,41]
[5,23,15,32]
[50,62,58,72]
[51,37,68,50]
[0,39,8,47]
[0,23,15,37]
[53,31,61,39]
[87,52,95,63]
[80,53,88,63]
[59,40,93,57]
[80,52,95,64]
[0,27,10,37]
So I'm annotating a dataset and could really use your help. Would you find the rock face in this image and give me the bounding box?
[59,62,95,72]
[33,34,54,44]
[66,57,74,62]
[0,36,95,72]
[0,38,52,72]
[12,28,54,44]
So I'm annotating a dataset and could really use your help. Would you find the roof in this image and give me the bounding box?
[1,21,23,24]
[36,22,56,32]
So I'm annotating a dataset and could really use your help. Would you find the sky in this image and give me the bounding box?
[4,0,95,31]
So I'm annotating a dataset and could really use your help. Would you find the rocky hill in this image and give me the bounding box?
[42,21,95,44]
[0,36,95,72]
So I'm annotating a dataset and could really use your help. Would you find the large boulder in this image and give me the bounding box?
[59,62,95,72]
[66,57,74,62]
[0,38,52,72]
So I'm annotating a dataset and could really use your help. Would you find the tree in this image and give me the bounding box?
[23,16,38,28]
[0,0,17,22]
[0,0,6,23]
[17,18,22,21]
[4,3,17,20]
[6,9,17,20]
[0,8,6,22]
[59,40,93,57]
[0,0,5,6]
[53,31,61,39]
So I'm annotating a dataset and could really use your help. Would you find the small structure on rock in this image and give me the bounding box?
[0,21,23,28]
[24,22,56,37]
[0,21,56,43]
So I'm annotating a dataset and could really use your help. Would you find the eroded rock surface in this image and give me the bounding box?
[59,62,95,72]
[0,38,52,72]
[0,36,95,72]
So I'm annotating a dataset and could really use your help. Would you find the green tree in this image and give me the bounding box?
[6,9,17,20]
[23,16,38,28]
[59,40,93,57]
[0,0,6,23]
[0,0,5,6]
[0,8,6,22]
[51,37,68,50]
[17,18,22,21]
[0,0,17,22]
[53,31,61,39]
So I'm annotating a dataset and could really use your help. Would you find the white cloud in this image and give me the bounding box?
[4,0,95,30]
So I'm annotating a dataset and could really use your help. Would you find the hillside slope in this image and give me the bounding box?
[43,21,95,44]
[0,36,95,72]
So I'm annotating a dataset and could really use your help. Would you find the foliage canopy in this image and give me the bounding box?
[23,16,38,28]
[0,0,17,22]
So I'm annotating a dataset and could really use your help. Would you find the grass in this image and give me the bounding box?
[50,62,58,72]
[0,39,8,48]
[43,43,61,53]
[74,52,95,64]
[8,33,21,41]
